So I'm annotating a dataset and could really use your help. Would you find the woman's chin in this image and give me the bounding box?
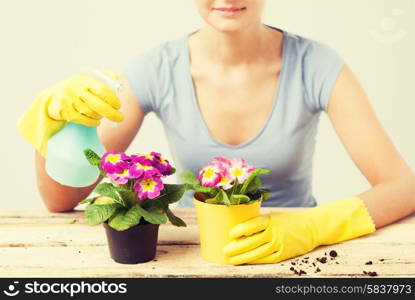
[208,20,249,33]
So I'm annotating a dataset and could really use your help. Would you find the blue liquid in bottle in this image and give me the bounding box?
[45,122,105,187]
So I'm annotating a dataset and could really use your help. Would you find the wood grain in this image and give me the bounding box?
[0,209,414,277]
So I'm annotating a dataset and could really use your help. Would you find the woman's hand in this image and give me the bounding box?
[223,197,376,265]
[48,72,123,126]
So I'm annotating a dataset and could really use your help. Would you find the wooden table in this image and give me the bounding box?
[0,208,414,277]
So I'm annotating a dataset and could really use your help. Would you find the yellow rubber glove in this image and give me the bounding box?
[17,72,123,157]
[223,197,376,265]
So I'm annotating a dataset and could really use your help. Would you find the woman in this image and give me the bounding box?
[18,0,414,264]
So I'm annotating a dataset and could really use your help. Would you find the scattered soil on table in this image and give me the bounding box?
[287,250,380,277]
[317,257,327,264]
[288,250,338,275]
[363,271,378,277]
[329,250,338,257]
[292,269,307,275]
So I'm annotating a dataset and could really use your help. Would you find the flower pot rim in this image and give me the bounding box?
[193,192,262,207]
[194,197,261,207]
[103,220,160,231]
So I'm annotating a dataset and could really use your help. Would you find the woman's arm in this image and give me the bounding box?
[36,75,145,212]
[327,65,415,228]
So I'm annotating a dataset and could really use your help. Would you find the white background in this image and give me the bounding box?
[1,0,414,209]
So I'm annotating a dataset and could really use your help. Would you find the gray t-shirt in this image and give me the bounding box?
[124,27,345,207]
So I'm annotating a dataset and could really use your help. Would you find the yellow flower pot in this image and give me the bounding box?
[194,193,261,264]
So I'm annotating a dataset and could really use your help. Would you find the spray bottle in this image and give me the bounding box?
[45,69,122,187]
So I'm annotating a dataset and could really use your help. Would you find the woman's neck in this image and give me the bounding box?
[191,23,281,66]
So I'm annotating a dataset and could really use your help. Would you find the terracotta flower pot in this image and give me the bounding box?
[194,192,261,264]
[103,220,159,264]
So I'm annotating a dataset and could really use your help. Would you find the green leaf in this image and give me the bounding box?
[170,167,176,175]
[246,176,261,193]
[205,197,221,204]
[84,148,101,166]
[205,189,222,204]
[206,189,230,205]
[94,183,126,206]
[188,184,218,197]
[179,170,200,185]
[229,194,240,205]
[221,189,231,206]
[157,184,186,205]
[166,209,186,227]
[115,187,136,206]
[85,203,119,225]
[108,205,142,231]
[224,186,232,198]
[79,197,96,204]
[230,194,250,205]
[260,188,270,201]
[182,180,215,193]
[229,181,239,197]
[135,205,168,224]
[240,168,270,195]
[94,196,116,205]
[142,198,167,211]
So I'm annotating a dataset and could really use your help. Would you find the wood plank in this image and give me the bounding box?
[0,225,201,247]
[0,208,309,224]
[0,209,414,277]
[0,209,198,225]
[0,218,414,247]
[0,243,413,278]
[1,209,413,224]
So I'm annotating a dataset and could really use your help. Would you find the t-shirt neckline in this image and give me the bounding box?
[182,26,289,149]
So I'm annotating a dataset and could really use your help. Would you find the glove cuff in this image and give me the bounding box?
[17,90,65,157]
[306,197,376,246]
